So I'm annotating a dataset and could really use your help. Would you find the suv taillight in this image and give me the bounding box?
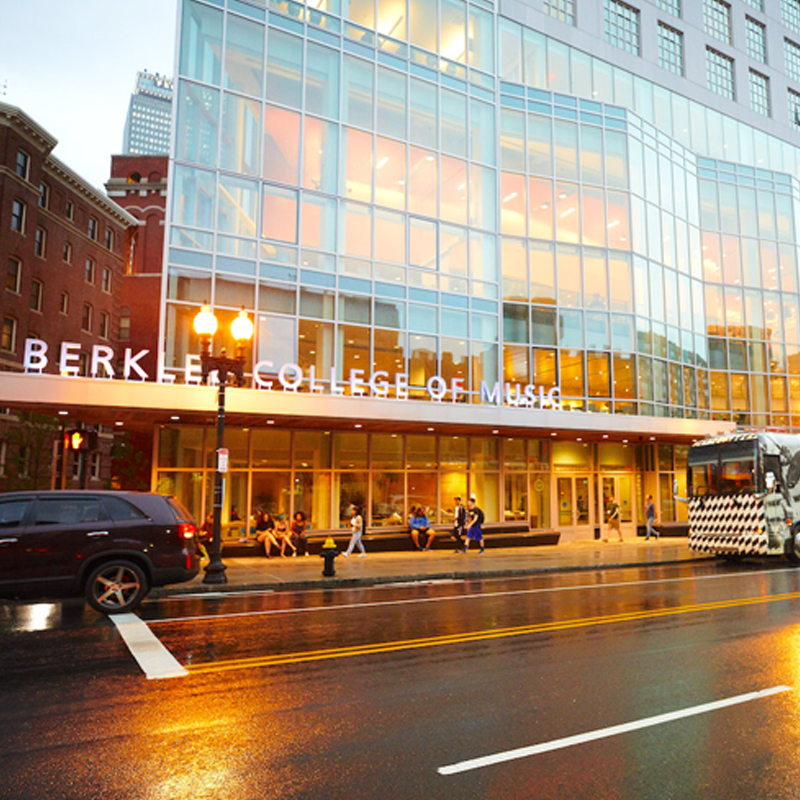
[178,522,197,540]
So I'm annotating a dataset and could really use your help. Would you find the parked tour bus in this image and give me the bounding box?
[687,432,800,562]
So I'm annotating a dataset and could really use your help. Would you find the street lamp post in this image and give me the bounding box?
[193,304,254,585]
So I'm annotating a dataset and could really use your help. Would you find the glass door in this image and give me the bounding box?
[601,475,635,540]
[556,475,593,541]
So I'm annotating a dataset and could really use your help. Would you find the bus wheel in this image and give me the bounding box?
[785,531,800,565]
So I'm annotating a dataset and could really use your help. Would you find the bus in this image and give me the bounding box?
[687,432,800,563]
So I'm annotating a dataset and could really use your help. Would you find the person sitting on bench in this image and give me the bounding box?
[409,505,435,551]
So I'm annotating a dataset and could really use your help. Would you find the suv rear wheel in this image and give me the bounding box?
[86,560,149,614]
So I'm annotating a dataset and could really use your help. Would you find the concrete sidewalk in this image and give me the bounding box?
[153,539,714,597]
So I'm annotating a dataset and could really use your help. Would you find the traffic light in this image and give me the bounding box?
[65,429,98,451]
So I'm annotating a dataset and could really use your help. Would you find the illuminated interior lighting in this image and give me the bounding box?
[376,156,389,169]
[502,192,518,203]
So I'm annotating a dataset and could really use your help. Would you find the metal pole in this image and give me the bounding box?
[203,374,228,584]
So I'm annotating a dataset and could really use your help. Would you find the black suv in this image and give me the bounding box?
[0,491,200,614]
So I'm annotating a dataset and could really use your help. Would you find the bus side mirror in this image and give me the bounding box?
[766,472,777,492]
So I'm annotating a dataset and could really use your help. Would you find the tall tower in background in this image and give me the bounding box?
[122,71,173,155]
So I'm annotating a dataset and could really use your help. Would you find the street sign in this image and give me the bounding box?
[217,448,229,473]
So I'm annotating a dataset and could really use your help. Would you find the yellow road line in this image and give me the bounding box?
[184,590,800,675]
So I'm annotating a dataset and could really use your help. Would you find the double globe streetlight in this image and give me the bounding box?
[193,304,254,584]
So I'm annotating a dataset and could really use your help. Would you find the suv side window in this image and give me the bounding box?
[32,498,108,525]
[0,499,31,527]
[101,496,148,522]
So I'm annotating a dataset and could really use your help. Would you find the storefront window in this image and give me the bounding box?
[157,471,204,522]
[336,471,369,526]
[293,471,332,530]
[252,429,291,468]
[372,471,404,526]
[252,472,291,518]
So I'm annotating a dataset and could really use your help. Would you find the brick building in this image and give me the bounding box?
[105,154,168,379]
[0,102,138,488]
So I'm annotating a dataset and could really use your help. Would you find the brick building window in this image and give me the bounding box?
[60,292,69,315]
[88,217,98,241]
[34,227,46,258]
[119,308,131,341]
[99,311,110,340]
[39,182,50,209]
[104,228,114,251]
[101,267,112,293]
[65,200,74,221]
[85,258,95,284]
[63,242,72,263]
[6,258,21,294]
[1,317,17,353]
[81,303,93,333]
[30,279,43,312]
[15,150,29,180]
[11,199,26,233]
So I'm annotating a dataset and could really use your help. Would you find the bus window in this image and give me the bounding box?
[720,457,755,494]
[689,461,718,496]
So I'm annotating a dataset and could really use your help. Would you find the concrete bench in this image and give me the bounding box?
[220,522,560,557]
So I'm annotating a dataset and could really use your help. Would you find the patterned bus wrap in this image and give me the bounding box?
[688,494,769,556]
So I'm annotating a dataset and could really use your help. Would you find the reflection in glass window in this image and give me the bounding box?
[180,0,223,85]
[172,165,216,229]
[343,55,374,129]
[303,117,338,194]
[440,156,468,225]
[218,175,258,238]
[262,105,300,184]
[221,92,259,175]
[305,42,340,118]
[409,0,436,52]
[266,29,303,108]
[177,81,219,167]
[224,14,264,96]
[262,184,298,243]
[375,136,405,211]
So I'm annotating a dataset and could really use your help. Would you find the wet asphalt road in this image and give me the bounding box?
[4,562,800,799]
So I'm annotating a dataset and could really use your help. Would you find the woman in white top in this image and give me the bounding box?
[343,505,366,557]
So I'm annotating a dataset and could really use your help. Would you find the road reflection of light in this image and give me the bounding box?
[17,603,60,632]
[149,767,234,800]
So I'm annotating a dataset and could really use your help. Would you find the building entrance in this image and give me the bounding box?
[556,475,593,541]
[600,475,635,540]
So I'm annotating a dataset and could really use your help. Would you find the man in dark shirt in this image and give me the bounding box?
[452,496,467,552]
[464,496,485,554]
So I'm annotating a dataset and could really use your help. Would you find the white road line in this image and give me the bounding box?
[111,613,187,680]
[438,686,792,776]
[150,567,797,625]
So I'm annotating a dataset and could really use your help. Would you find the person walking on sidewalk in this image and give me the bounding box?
[603,497,623,542]
[463,496,485,554]
[343,505,366,557]
[644,495,659,540]
[451,496,467,552]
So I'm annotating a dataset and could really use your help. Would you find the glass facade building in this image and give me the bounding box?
[159,0,800,540]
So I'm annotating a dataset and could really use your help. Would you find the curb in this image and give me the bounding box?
[150,555,716,598]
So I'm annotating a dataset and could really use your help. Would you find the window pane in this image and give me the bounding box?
[303,117,339,194]
[220,92,259,175]
[301,193,337,252]
[262,184,297,243]
[377,67,406,138]
[224,14,264,96]
[262,105,299,184]
[180,0,223,85]
[343,55,374,129]
[218,175,258,238]
[266,29,303,108]
[441,88,467,157]
[306,42,340,118]
[409,147,437,217]
[176,81,220,167]
[375,136,405,211]
[440,156,468,225]
[172,165,216,229]
[409,78,437,148]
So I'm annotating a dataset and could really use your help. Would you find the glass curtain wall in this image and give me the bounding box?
[167,0,800,430]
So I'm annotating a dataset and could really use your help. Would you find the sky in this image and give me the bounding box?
[1,0,178,190]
